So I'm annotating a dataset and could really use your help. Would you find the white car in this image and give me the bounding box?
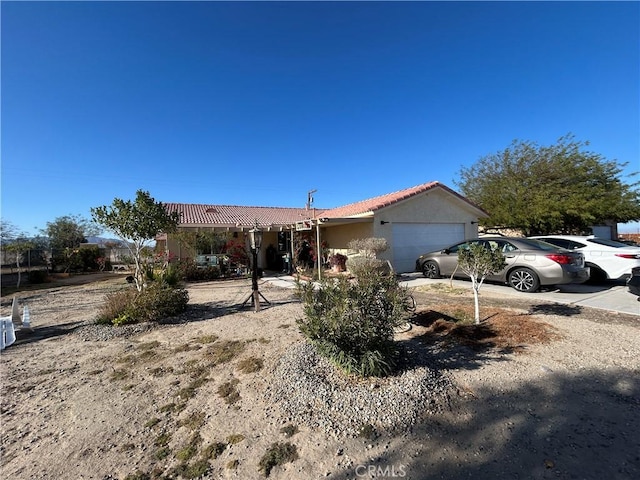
[530,235,640,281]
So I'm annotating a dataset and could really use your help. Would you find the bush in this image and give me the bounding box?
[51,245,104,272]
[328,253,347,270]
[258,442,298,477]
[346,255,392,277]
[175,260,221,281]
[96,283,189,325]
[97,288,138,324]
[129,282,189,322]
[346,237,393,278]
[296,269,411,377]
[28,269,49,284]
[160,264,181,286]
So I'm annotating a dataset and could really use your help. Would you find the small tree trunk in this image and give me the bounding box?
[449,264,458,288]
[132,244,144,292]
[471,277,481,324]
[15,256,21,289]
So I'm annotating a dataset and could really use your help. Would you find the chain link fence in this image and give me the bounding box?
[1,246,133,273]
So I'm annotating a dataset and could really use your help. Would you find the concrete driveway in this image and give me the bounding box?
[398,272,640,316]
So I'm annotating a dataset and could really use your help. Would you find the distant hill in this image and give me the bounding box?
[85,237,156,248]
[85,236,126,246]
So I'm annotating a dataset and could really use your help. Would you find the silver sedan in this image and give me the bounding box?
[415,237,590,292]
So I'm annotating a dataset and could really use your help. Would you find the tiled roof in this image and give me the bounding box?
[318,181,473,218]
[164,203,312,228]
[164,181,485,228]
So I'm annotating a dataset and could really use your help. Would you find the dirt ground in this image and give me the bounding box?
[1,273,639,480]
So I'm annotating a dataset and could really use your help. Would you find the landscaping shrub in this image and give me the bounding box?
[96,282,189,325]
[129,282,189,322]
[160,264,181,286]
[97,288,138,325]
[175,260,221,281]
[27,269,49,284]
[346,237,393,277]
[328,253,347,271]
[345,255,391,277]
[296,269,411,377]
[51,245,104,272]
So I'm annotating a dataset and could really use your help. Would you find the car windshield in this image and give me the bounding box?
[586,238,635,248]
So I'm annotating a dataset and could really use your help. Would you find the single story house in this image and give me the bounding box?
[157,181,487,274]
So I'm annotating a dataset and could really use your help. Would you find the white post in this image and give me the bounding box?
[316,220,322,281]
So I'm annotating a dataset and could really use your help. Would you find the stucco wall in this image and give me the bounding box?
[322,222,373,252]
[321,189,481,264]
[372,189,480,264]
[377,189,479,225]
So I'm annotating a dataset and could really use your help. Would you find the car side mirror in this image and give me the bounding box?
[442,248,450,255]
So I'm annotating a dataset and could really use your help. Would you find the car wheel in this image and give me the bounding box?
[507,268,540,293]
[421,260,440,279]
[586,265,607,284]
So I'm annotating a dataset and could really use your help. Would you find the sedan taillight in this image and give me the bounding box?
[545,253,575,265]
[615,253,640,259]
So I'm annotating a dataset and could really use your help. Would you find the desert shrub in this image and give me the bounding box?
[160,264,181,286]
[346,255,390,277]
[169,459,209,479]
[202,441,227,460]
[226,434,245,444]
[96,283,188,325]
[296,268,411,377]
[279,424,298,438]
[346,237,393,278]
[258,442,298,477]
[348,237,389,255]
[217,378,240,404]
[129,282,189,321]
[237,356,264,373]
[28,269,49,284]
[97,288,138,324]
[175,260,221,281]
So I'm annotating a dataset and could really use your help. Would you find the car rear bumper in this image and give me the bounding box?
[535,265,590,286]
[566,267,590,284]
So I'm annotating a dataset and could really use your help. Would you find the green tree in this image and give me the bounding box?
[457,243,507,325]
[456,134,640,236]
[41,214,100,250]
[91,190,181,291]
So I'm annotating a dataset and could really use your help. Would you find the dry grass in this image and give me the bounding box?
[237,356,264,374]
[414,304,561,352]
[217,378,241,404]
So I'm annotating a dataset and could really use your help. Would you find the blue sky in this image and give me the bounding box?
[2,1,639,236]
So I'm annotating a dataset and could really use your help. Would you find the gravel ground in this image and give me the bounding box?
[1,274,639,480]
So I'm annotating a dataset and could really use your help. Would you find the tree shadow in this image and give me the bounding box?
[527,303,583,316]
[329,369,640,479]
[399,310,515,371]
[157,296,301,325]
[11,321,85,346]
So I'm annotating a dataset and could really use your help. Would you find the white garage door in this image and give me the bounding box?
[392,223,465,273]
